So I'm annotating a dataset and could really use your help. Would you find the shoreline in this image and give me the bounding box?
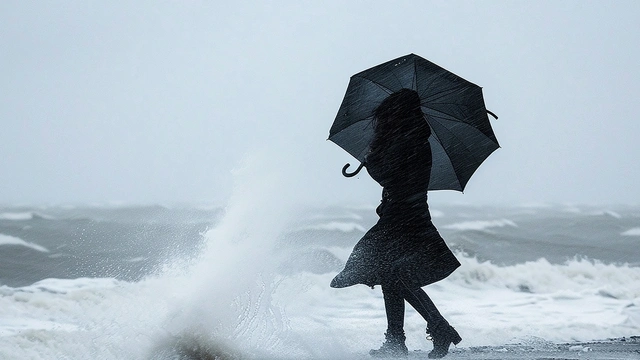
[440,336,640,359]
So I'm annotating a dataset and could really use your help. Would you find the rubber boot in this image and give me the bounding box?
[426,323,461,359]
[369,331,408,358]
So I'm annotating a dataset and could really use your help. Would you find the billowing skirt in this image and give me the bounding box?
[330,219,460,289]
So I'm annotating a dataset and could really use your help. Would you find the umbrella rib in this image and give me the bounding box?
[329,115,375,138]
[429,110,499,145]
[416,61,446,98]
[422,105,466,123]
[431,107,498,146]
[428,104,477,121]
[386,55,414,90]
[428,101,476,107]
[392,71,405,90]
[427,133,462,191]
[389,62,408,90]
[424,83,468,104]
[418,75,440,100]
[355,76,394,95]
[412,60,418,91]
[429,115,484,169]
[328,117,375,161]
[423,105,473,125]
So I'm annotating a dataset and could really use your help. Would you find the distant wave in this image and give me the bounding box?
[590,210,622,218]
[621,228,640,236]
[308,211,363,221]
[0,211,53,220]
[0,212,34,220]
[442,219,517,231]
[0,234,49,252]
[305,221,366,233]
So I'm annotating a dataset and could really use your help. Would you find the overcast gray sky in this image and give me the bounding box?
[1,1,639,207]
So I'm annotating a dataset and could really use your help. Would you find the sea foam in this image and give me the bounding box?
[442,218,517,231]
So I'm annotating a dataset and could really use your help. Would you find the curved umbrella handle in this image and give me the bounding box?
[342,162,365,177]
[487,110,498,120]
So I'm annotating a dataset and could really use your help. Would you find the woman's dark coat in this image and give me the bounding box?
[330,131,460,290]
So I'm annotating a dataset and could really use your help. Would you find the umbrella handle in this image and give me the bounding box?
[342,162,365,177]
[487,110,498,120]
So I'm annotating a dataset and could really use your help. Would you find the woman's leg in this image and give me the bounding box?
[382,282,405,334]
[398,281,461,359]
[398,283,445,327]
[370,281,409,357]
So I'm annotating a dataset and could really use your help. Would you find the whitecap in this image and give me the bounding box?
[15,277,121,294]
[0,211,54,220]
[305,221,366,233]
[621,228,640,236]
[0,234,49,252]
[308,211,363,221]
[517,202,555,209]
[442,219,517,231]
[0,212,34,220]
[590,210,622,218]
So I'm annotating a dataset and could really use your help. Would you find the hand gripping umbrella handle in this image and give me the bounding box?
[342,162,365,177]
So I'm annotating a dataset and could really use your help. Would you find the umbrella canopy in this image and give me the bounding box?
[328,53,499,192]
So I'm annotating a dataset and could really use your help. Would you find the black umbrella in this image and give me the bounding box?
[328,53,499,192]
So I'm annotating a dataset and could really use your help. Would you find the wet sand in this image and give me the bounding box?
[151,336,640,359]
[423,336,640,360]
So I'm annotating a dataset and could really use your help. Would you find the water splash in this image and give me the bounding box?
[149,151,307,359]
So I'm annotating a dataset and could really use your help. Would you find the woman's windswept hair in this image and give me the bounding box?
[372,88,431,146]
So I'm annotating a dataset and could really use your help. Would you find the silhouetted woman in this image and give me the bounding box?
[330,89,462,359]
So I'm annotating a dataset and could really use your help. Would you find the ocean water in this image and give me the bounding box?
[2,175,640,358]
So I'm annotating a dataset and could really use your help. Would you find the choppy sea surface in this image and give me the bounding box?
[1,198,639,359]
